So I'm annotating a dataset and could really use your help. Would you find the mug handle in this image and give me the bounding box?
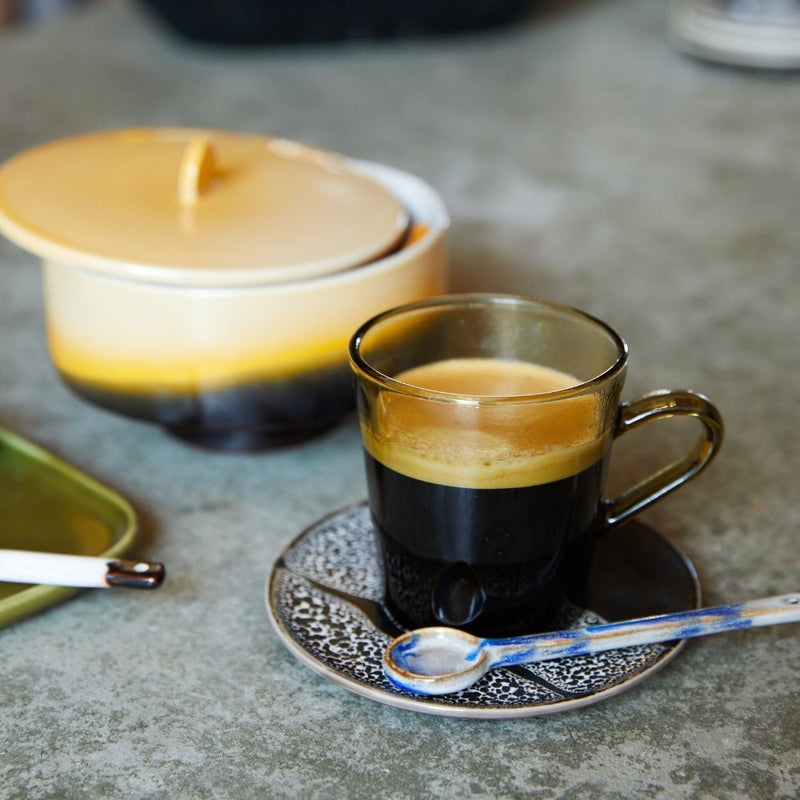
[603,390,724,529]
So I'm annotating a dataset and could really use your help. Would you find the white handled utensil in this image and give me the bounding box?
[0,550,165,589]
[384,592,800,695]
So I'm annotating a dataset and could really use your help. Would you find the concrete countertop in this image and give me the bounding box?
[1,1,799,797]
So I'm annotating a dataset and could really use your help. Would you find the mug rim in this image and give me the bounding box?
[348,293,629,405]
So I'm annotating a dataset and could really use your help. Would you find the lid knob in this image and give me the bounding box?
[178,136,217,205]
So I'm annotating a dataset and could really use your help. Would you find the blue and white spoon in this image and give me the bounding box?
[384,593,800,696]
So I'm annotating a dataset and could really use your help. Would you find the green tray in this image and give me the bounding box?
[0,426,137,628]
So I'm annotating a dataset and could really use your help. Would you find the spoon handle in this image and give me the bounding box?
[0,550,165,589]
[492,593,800,666]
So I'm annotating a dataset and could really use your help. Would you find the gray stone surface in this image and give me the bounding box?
[1,1,799,797]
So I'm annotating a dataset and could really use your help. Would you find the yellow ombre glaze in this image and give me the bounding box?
[40,214,447,399]
[47,330,347,394]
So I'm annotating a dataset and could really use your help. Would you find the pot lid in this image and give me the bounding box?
[0,128,410,286]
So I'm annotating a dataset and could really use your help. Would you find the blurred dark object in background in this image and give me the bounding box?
[135,0,535,45]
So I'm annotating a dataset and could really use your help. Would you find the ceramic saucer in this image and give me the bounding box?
[266,504,700,718]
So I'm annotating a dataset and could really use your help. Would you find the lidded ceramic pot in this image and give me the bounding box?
[0,128,449,450]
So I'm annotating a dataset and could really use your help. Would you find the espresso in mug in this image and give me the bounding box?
[351,294,723,640]
[362,357,608,637]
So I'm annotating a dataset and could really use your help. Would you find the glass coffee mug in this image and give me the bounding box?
[348,295,724,638]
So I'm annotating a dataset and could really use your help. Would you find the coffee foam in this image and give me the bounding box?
[397,358,581,396]
[363,358,607,489]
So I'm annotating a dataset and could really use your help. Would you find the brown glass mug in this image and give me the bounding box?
[349,294,723,638]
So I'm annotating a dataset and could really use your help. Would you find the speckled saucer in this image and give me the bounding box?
[266,503,700,718]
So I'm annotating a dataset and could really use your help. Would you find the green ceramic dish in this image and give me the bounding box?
[0,426,137,628]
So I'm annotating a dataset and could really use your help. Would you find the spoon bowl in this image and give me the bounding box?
[384,592,800,696]
[384,627,492,695]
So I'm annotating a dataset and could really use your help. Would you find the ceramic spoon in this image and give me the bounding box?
[384,593,800,696]
[0,550,165,589]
